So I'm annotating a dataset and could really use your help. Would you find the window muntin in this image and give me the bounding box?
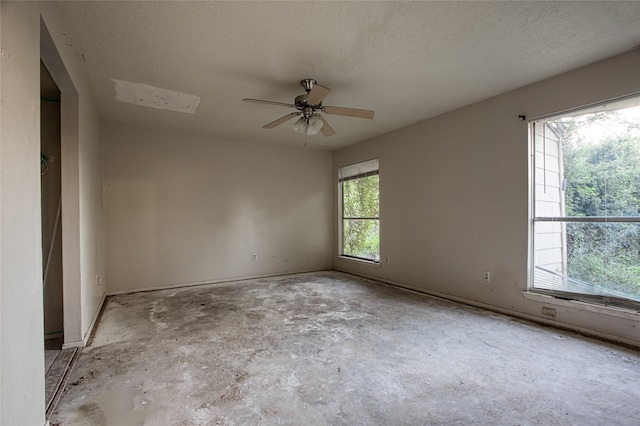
[531,95,640,309]
[339,159,380,262]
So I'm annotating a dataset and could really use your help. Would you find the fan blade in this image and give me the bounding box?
[263,112,300,129]
[323,106,375,119]
[305,84,330,105]
[317,115,336,137]
[242,98,295,108]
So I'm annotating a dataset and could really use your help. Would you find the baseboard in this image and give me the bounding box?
[105,267,333,296]
[44,332,64,340]
[61,292,107,349]
[335,268,640,350]
[82,292,107,346]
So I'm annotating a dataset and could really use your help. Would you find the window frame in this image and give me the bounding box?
[338,158,380,263]
[529,94,640,311]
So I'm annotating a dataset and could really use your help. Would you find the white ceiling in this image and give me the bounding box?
[57,1,640,150]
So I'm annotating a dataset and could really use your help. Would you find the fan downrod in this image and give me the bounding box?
[300,79,317,93]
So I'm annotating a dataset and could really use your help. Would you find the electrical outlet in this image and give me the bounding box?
[96,274,102,287]
[542,306,557,317]
[483,271,490,282]
[252,253,257,261]
[385,257,390,264]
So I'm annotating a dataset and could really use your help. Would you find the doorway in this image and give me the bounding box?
[40,17,86,417]
[41,60,63,358]
[40,59,67,411]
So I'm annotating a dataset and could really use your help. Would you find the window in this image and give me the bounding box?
[531,95,640,309]
[339,159,380,262]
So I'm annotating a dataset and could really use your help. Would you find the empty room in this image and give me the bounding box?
[2,1,640,425]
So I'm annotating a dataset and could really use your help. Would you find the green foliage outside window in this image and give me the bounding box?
[559,110,640,300]
[342,174,379,261]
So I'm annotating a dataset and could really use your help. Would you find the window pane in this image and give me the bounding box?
[339,159,380,262]
[535,106,640,218]
[343,219,379,262]
[534,222,640,302]
[343,175,379,218]
[561,111,640,217]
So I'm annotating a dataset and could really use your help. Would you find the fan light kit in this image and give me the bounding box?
[292,115,323,135]
[242,79,375,137]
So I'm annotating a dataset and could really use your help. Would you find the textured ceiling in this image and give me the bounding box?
[57,1,640,150]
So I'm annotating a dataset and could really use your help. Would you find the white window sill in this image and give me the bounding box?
[523,291,640,320]
[337,255,382,268]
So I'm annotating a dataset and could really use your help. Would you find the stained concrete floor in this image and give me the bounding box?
[51,271,640,425]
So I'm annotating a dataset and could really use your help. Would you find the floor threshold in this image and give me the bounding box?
[46,347,79,418]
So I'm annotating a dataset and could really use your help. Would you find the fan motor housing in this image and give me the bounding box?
[295,94,321,111]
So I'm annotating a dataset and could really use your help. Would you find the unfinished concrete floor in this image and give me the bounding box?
[51,271,640,425]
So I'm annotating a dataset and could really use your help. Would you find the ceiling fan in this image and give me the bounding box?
[242,79,375,137]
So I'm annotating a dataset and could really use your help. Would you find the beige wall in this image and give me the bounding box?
[333,49,640,347]
[0,3,46,425]
[103,123,333,293]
